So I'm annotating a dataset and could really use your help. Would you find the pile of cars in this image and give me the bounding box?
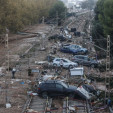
[37,80,98,100]
[35,25,100,102]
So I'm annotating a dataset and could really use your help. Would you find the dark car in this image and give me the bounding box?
[48,34,66,41]
[72,55,98,67]
[45,54,56,62]
[60,44,88,55]
[70,44,88,54]
[60,46,79,55]
[37,80,77,99]
[71,28,76,32]
[74,31,81,37]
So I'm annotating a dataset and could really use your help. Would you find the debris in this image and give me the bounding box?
[0,67,5,76]
[6,103,11,108]
[70,67,84,76]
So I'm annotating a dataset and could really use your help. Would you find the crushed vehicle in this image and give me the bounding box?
[66,34,72,39]
[71,55,98,68]
[48,34,66,42]
[74,31,81,37]
[70,28,76,32]
[60,44,88,55]
[77,84,98,100]
[60,46,80,55]
[52,58,78,68]
[37,80,97,100]
[69,44,88,54]
[37,80,77,99]
[45,54,56,62]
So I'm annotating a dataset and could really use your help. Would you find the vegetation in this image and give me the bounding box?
[0,0,66,33]
[49,0,67,25]
[92,0,113,57]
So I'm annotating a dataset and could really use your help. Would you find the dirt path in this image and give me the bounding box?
[0,24,52,66]
[0,24,53,113]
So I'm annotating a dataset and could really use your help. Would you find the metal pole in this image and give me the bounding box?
[56,11,58,26]
[105,35,110,102]
[42,16,45,24]
[5,32,9,104]
[66,97,69,113]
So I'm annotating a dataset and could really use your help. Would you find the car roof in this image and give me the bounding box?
[54,58,70,61]
[74,55,88,57]
[41,80,62,84]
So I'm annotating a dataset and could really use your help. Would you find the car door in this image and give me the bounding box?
[55,83,65,96]
[83,57,89,66]
[54,59,61,67]
[63,46,71,53]
[78,56,84,64]
[62,59,68,68]
[46,83,56,96]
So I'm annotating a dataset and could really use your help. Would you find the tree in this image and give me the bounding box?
[93,0,113,56]
[49,0,67,25]
[0,0,59,33]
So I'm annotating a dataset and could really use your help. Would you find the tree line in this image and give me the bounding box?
[93,0,113,57]
[0,0,66,33]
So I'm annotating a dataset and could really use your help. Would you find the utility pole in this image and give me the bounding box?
[65,9,67,21]
[105,35,110,100]
[56,11,58,26]
[5,28,9,105]
[42,16,45,24]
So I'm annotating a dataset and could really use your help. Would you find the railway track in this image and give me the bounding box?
[21,11,93,113]
[22,95,52,113]
[22,96,91,113]
[63,97,90,113]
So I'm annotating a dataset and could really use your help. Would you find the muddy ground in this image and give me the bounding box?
[0,15,111,113]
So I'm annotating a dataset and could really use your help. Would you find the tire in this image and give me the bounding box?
[42,92,48,99]
[76,63,79,67]
[81,51,84,54]
[91,64,95,68]
[68,93,75,98]
[69,65,73,69]
[53,63,57,67]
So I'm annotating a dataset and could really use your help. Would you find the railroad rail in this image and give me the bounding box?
[63,97,90,113]
[21,11,94,113]
[21,95,52,113]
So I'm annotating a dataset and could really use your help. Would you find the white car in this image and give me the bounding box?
[77,85,96,100]
[66,34,72,39]
[52,58,78,68]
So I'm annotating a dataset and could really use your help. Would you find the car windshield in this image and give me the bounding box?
[61,82,68,88]
[71,45,81,49]
[63,59,71,63]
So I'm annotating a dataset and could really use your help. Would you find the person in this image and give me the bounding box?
[53,48,56,54]
[28,67,32,76]
[12,67,16,79]
[107,98,112,107]
[60,59,63,69]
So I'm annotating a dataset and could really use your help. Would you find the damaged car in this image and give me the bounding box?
[37,80,77,99]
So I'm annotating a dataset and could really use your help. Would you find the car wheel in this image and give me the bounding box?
[81,51,84,54]
[53,63,57,67]
[69,65,73,69]
[42,92,48,99]
[75,62,79,66]
[69,93,75,98]
[91,64,95,68]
